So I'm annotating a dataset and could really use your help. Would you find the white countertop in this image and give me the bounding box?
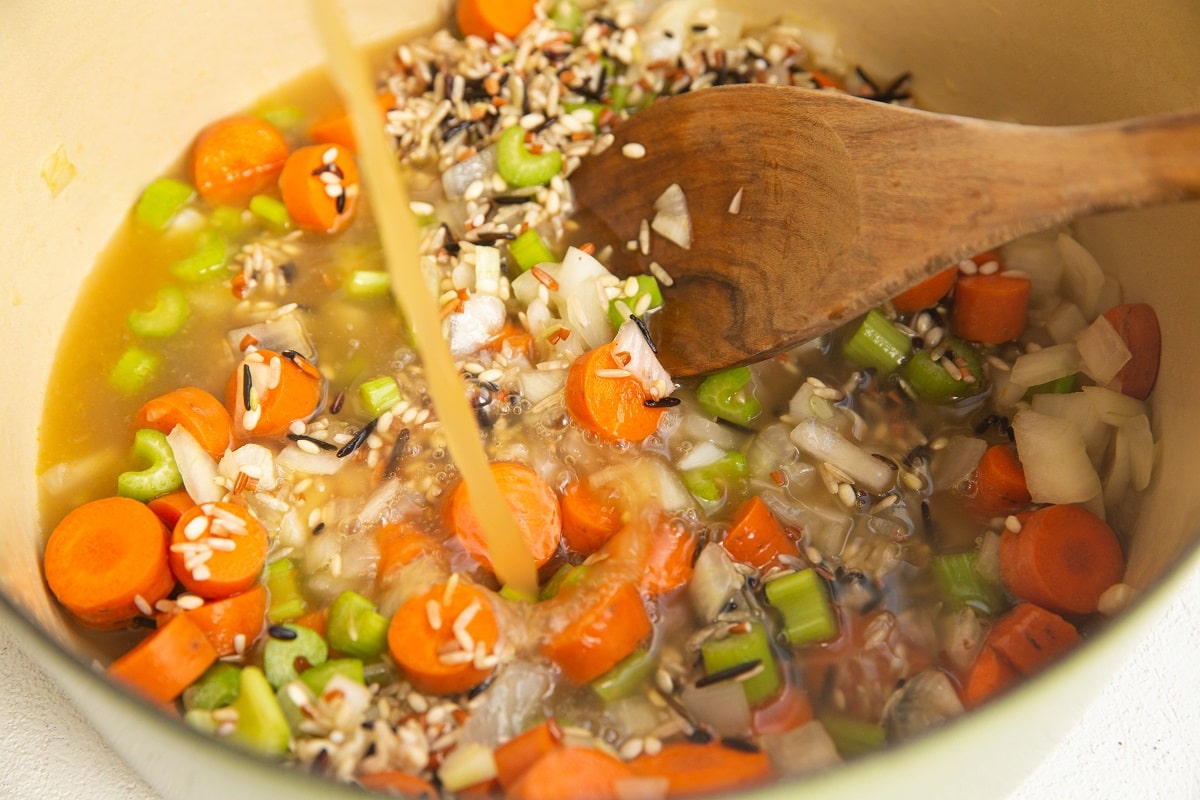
[3,567,1199,800]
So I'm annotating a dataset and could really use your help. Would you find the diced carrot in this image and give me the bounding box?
[488,321,535,361]
[278,143,360,234]
[509,746,636,800]
[723,496,800,573]
[541,579,652,684]
[387,580,500,695]
[293,607,329,641]
[951,271,1031,344]
[191,115,289,206]
[1102,303,1161,400]
[640,517,698,598]
[495,719,564,790]
[890,266,958,313]
[136,386,234,461]
[147,488,197,530]
[455,0,537,42]
[43,497,175,629]
[960,640,1019,708]
[107,612,218,704]
[967,444,1032,519]
[998,504,1124,615]
[226,348,324,440]
[355,770,439,799]
[961,603,1080,708]
[169,502,269,600]
[560,480,623,556]
[628,742,774,798]
[751,674,814,735]
[179,583,267,657]
[308,91,396,154]
[375,520,444,579]
[443,461,562,574]
[565,342,666,443]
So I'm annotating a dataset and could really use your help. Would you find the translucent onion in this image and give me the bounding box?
[682,412,744,453]
[446,294,506,357]
[613,319,673,398]
[1030,392,1109,464]
[442,146,497,199]
[1057,233,1105,318]
[680,680,752,738]
[1012,408,1101,504]
[1076,314,1131,385]
[999,230,1063,309]
[167,425,223,503]
[761,720,843,777]
[789,418,894,493]
[518,367,567,406]
[675,440,726,472]
[930,435,987,492]
[651,183,692,250]
[688,543,743,622]
[226,312,315,360]
[1043,300,1088,344]
[1009,342,1081,388]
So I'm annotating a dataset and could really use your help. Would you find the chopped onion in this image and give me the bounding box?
[613,319,674,398]
[676,440,726,472]
[746,423,799,477]
[688,543,743,622]
[563,278,615,349]
[789,418,894,494]
[938,606,985,673]
[1030,392,1109,464]
[277,443,345,475]
[761,721,843,777]
[442,146,497,199]
[1082,385,1147,426]
[651,183,692,250]
[167,425,223,503]
[1057,233,1105,318]
[682,412,744,453]
[883,669,964,742]
[930,435,987,492]
[218,444,277,492]
[1000,230,1063,309]
[518,367,567,406]
[1012,408,1101,504]
[1043,301,1089,344]
[987,363,1027,409]
[1009,342,1081,388]
[446,294,506,357]
[1120,414,1155,491]
[680,680,752,738]
[1075,314,1131,385]
[226,312,315,359]
[473,245,502,295]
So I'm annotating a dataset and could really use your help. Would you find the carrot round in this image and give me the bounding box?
[998,503,1125,615]
[1102,303,1161,400]
[44,496,175,629]
[628,742,774,798]
[308,91,396,155]
[375,520,444,579]
[542,578,651,684]
[387,579,500,695]
[136,386,234,461]
[640,517,697,598]
[509,746,635,800]
[456,0,537,42]
[226,348,324,439]
[169,502,269,599]
[891,266,958,313]
[107,612,218,704]
[180,583,267,657]
[960,640,1019,708]
[962,602,1080,707]
[356,771,439,799]
[278,143,360,234]
[191,115,289,206]
[951,271,1031,344]
[968,444,1032,519]
[147,488,197,531]
[495,719,564,790]
[560,481,623,555]
[565,343,666,443]
[723,495,800,573]
[444,461,562,573]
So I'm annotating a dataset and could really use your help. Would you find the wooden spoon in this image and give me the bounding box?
[569,84,1200,377]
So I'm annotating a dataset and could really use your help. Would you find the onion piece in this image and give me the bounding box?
[613,319,674,398]
[446,294,506,358]
[680,680,752,738]
[1030,392,1109,464]
[1000,231,1064,309]
[473,245,502,296]
[518,367,567,406]
[277,443,346,475]
[1009,342,1081,388]
[761,720,843,777]
[1043,301,1089,344]
[688,543,743,622]
[1120,414,1155,491]
[1082,385,1147,426]
[883,669,964,742]
[218,444,278,492]
[1012,408,1101,504]
[442,146,497,199]
[676,440,726,472]
[167,425,223,503]
[682,411,744,452]
[789,418,894,493]
[930,435,987,492]
[1075,314,1131,385]
[226,312,315,359]
[651,183,692,250]
[1057,233,1105,318]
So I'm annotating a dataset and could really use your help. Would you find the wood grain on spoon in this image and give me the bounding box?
[569,85,1200,376]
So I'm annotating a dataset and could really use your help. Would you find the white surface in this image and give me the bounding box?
[2,570,1199,800]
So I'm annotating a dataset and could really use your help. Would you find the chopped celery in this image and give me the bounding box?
[249,194,292,230]
[499,583,538,603]
[1026,373,1078,398]
[681,451,747,503]
[299,658,365,696]
[931,552,1006,615]
[345,270,391,299]
[209,205,247,237]
[540,562,590,600]
[843,309,912,375]
[607,275,664,328]
[228,666,291,756]
[696,366,761,426]
[127,286,190,338]
[184,663,242,711]
[183,708,218,735]
[550,0,584,37]
[901,337,984,403]
[819,712,887,758]
[496,124,563,188]
[117,428,183,502]
[764,569,839,646]
[700,622,780,706]
[265,558,307,624]
[170,232,228,282]
[359,375,403,417]
[592,648,656,702]
[263,623,328,689]
[134,177,195,230]
[326,591,390,660]
[508,228,558,273]
[109,346,160,393]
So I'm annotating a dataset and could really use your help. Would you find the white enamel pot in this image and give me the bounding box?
[2,1,1199,798]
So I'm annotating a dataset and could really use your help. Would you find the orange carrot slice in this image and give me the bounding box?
[542,579,651,684]
[960,640,1019,708]
[891,266,958,313]
[146,488,198,531]
[456,0,537,42]
[179,583,267,657]
[723,495,800,573]
[278,143,360,234]
[962,602,1080,707]
[640,517,697,598]
[387,580,500,695]
[136,386,234,461]
[968,444,1032,519]
[107,612,218,704]
[169,502,269,600]
[509,746,636,800]
[1103,303,1161,400]
[191,115,289,206]
[226,348,324,440]
[375,520,444,580]
[560,480,623,556]
[495,719,565,790]
[355,771,439,798]
[951,271,1031,344]
[565,343,666,443]
[629,742,774,798]
[444,461,562,573]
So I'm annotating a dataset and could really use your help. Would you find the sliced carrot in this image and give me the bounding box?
[443,461,562,573]
[723,495,800,573]
[293,607,329,641]
[456,0,537,42]
[355,770,439,799]
[169,502,270,600]
[226,348,324,440]
[542,578,651,684]
[751,674,814,735]
[891,266,958,313]
[560,480,623,556]
[640,517,698,598]
[495,719,565,790]
[375,520,444,579]
[278,143,360,234]
[967,444,1032,519]
[1103,303,1161,400]
[951,271,1031,344]
[960,640,1019,708]
[961,603,1080,707]
[387,580,500,695]
[44,496,175,629]
[628,742,774,798]
[308,91,396,155]
[147,488,197,530]
[179,583,267,657]
[565,342,666,443]
[488,321,535,361]
[509,746,636,800]
[107,612,218,704]
[136,386,234,461]
[191,115,289,206]
[998,503,1125,615]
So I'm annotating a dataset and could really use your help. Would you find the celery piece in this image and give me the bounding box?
[496,124,563,188]
[682,451,748,503]
[249,194,292,230]
[263,623,328,689]
[607,275,664,328]
[700,622,780,706]
[209,205,247,237]
[843,309,912,375]
[134,177,195,230]
[170,232,228,283]
[1025,373,1078,398]
[265,558,307,624]
[183,708,218,735]
[184,663,242,711]
[901,337,984,403]
[299,658,365,696]
[228,666,291,757]
[499,583,538,604]
[109,346,160,394]
[345,270,392,299]
[326,591,390,660]
[117,428,183,502]
[256,105,305,131]
[550,0,584,37]
[696,366,761,426]
[931,552,1006,615]
[127,286,190,338]
[819,712,887,758]
[592,647,656,703]
[359,375,403,417]
[508,228,558,273]
[764,569,838,646]
[539,562,590,600]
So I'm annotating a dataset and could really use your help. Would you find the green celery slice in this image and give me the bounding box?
[263,624,328,689]
[265,558,307,624]
[764,569,839,646]
[901,336,984,403]
[299,658,365,696]
[184,663,242,711]
[700,622,780,706]
[127,286,190,338]
[134,177,195,229]
[931,552,1006,615]
[496,124,562,187]
[359,375,403,417]
[608,275,664,328]
[843,309,912,375]
[109,346,160,394]
[326,591,389,660]
[117,428,183,502]
[592,648,656,702]
[696,366,761,426]
[508,228,558,272]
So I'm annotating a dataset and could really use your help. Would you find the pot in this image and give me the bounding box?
[3,1,1199,797]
